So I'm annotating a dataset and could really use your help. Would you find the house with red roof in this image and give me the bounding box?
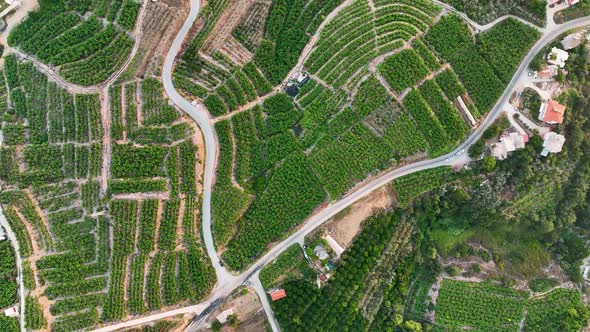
[538,99,566,124]
[269,289,287,301]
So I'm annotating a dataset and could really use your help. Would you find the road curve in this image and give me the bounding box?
[430,0,545,32]
[161,0,235,285]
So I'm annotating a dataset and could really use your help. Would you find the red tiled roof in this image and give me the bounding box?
[270,289,287,301]
[543,99,566,124]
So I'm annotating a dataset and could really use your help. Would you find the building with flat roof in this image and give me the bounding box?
[492,132,528,160]
[547,47,569,68]
[4,306,18,318]
[541,132,566,156]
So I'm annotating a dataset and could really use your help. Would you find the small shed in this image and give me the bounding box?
[269,289,287,301]
[313,245,329,260]
[4,306,18,318]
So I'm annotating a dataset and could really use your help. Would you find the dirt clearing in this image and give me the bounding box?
[323,185,395,249]
[199,287,266,332]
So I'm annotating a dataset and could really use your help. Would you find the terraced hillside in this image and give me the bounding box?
[8,0,142,86]
[0,58,214,330]
[171,0,541,270]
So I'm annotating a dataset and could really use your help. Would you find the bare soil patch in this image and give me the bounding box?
[323,186,395,249]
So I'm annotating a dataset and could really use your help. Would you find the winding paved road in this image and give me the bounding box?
[161,0,236,286]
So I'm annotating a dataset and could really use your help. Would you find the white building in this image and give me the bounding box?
[0,226,5,241]
[547,47,569,68]
[313,245,329,260]
[456,96,477,127]
[323,234,344,258]
[491,132,528,160]
[4,306,18,318]
[541,132,566,156]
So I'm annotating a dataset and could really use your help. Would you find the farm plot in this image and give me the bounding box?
[392,166,456,207]
[305,0,440,90]
[0,60,214,328]
[425,14,540,113]
[435,280,589,332]
[8,0,139,86]
[0,58,110,331]
[435,279,528,331]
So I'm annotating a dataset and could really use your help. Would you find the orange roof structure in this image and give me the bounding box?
[270,289,287,301]
[539,99,566,124]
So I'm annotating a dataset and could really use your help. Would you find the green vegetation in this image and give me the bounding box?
[440,0,545,26]
[0,241,17,308]
[525,288,590,331]
[425,15,504,113]
[392,167,456,207]
[25,296,47,330]
[0,58,214,328]
[437,281,589,332]
[271,213,430,331]
[8,0,137,86]
[306,0,440,89]
[403,89,450,155]
[436,279,527,330]
[381,49,430,92]
[528,277,559,293]
[260,245,312,289]
[353,76,390,117]
[476,18,541,83]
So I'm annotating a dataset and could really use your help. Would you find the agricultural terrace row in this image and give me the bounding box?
[305,0,440,90]
[436,279,590,332]
[174,0,345,114]
[8,0,141,86]
[0,58,214,330]
[208,9,540,270]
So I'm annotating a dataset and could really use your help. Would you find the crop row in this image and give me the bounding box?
[141,78,179,126]
[61,33,134,86]
[418,79,469,142]
[254,0,341,84]
[403,89,450,156]
[309,123,392,198]
[436,279,526,330]
[201,63,272,116]
[211,120,251,246]
[222,152,326,270]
